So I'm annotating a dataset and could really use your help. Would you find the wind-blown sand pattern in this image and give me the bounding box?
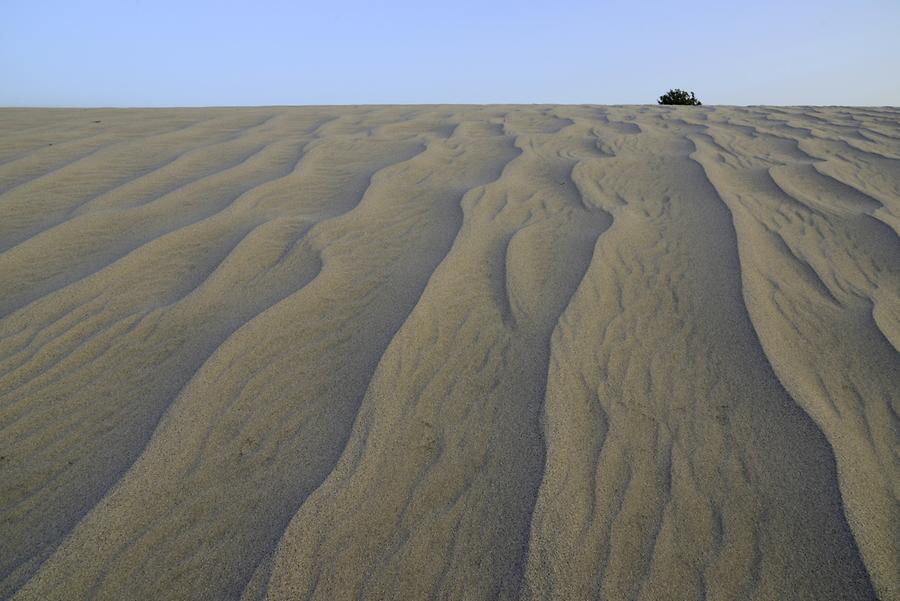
[0,105,897,601]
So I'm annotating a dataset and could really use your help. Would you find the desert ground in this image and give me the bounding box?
[0,105,897,600]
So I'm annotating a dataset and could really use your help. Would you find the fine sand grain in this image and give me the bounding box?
[0,105,897,600]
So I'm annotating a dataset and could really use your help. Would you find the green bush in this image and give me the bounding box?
[658,89,702,105]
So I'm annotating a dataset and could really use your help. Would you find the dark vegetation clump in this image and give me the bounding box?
[658,89,702,105]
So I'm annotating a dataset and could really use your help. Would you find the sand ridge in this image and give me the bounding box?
[0,105,897,600]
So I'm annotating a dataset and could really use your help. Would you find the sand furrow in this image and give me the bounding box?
[0,106,897,601]
[0,111,224,191]
[262,125,614,601]
[0,110,268,195]
[0,140,306,318]
[8,124,521,601]
[523,119,874,600]
[0,112,292,251]
[0,127,440,595]
[689,128,900,599]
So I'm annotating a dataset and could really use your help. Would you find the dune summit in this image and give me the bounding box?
[0,105,898,600]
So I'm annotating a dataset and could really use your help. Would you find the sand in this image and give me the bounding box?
[0,105,897,600]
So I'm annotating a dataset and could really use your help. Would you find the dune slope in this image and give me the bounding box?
[0,105,897,600]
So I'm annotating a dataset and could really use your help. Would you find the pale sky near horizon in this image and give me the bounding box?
[2,0,899,107]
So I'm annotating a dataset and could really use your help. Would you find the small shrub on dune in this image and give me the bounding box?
[658,89,702,105]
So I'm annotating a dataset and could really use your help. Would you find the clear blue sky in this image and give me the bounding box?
[2,0,898,106]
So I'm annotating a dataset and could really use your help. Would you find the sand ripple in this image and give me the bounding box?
[0,106,897,600]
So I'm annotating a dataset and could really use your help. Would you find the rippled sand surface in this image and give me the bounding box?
[1,105,898,600]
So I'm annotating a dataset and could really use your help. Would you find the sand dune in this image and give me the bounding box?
[0,105,897,600]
